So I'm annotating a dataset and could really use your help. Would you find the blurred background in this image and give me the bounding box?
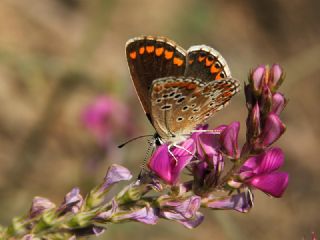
[0,0,319,239]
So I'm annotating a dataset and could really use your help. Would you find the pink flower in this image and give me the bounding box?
[148,138,196,185]
[239,148,289,197]
[82,96,132,146]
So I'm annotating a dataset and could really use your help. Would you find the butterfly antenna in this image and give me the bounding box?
[118,134,154,148]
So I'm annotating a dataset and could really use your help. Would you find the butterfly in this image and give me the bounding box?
[126,36,240,145]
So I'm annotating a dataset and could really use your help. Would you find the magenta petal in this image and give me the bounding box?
[220,121,240,158]
[272,93,286,115]
[240,154,263,172]
[270,64,283,88]
[257,148,284,174]
[171,139,195,183]
[261,113,286,147]
[148,144,172,183]
[249,172,289,197]
[252,65,265,92]
[197,133,220,160]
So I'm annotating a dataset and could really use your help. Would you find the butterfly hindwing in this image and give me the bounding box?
[150,77,240,142]
[126,36,187,117]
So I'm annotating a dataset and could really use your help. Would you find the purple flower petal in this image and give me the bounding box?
[177,212,204,229]
[168,196,201,219]
[159,196,203,228]
[205,191,253,213]
[95,199,118,221]
[99,164,132,193]
[112,207,158,225]
[249,172,289,197]
[220,121,240,159]
[260,113,286,147]
[92,226,105,236]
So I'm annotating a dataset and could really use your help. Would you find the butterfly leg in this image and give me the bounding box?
[167,144,179,166]
[138,138,155,179]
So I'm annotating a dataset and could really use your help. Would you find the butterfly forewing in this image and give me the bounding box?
[126,36,187,118]
[150,77,240,143]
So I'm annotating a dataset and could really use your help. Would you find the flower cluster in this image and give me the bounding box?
[1,65,289,239]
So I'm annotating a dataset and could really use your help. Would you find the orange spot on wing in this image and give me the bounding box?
[223,92,232,97]
[139,47,145,54]
[154,85,162,92]
[198,56,206,62]
[155,47,164,56]
[129,51,137,59]
[188,59,194,64]
[205,57,214,67]
[146,45,155,53]
[173,57,184,66]
[210,65,219,74]
[186,83,196,90]
[215,74,222,80]
[165,50,174,59]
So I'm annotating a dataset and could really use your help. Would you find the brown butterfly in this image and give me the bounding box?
[126,36,239,145]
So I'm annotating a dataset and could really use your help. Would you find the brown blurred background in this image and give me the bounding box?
[0,0,319,239]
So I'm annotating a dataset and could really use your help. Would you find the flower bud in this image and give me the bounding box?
[29,197,56,218]
[110,206,158,225]
[244,82,256,110]
[203,191,253,213]
[247,103,261,139]
[269,64,284,91]
[158,195,203,229]
[251,65,266,95]
[260,85,273,114]
[272,92,286,115]
[98,164,132,194]
[86,164,132,209]
[59,187,83,214]
[220,121,240,159]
